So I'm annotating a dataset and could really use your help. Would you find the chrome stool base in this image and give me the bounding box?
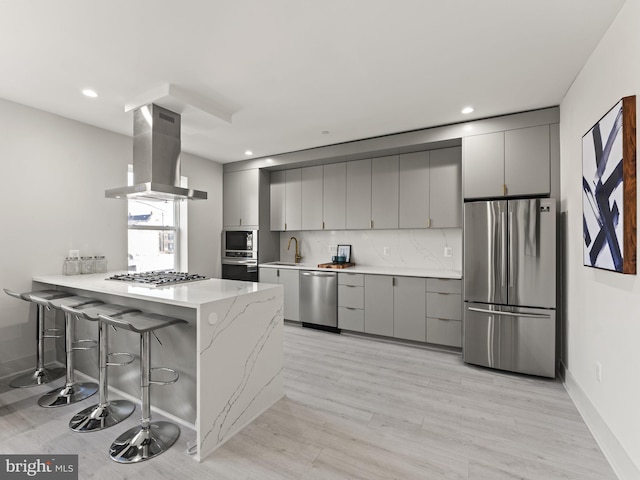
[38,381,98,407]
[109,421,180,463]
[9,366,66,388]
[69,400,135,432]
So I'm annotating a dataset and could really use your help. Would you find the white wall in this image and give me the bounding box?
[560,1,640,477]
[278,228,462,272]
[0,99,223,378]
[182,152,223,278]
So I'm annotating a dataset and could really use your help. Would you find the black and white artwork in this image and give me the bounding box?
[582,96,636,274]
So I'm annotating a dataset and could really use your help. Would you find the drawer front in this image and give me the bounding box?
[426,317,462,348]
[426,292,462,320]
[339,273,364,286]
[426,278,462,294]
[338,307,364,332]
[338,285,364,309]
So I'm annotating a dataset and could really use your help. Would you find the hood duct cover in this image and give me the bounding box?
[105,104,208,201]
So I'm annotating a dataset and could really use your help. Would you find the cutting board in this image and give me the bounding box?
[317,262,356,269]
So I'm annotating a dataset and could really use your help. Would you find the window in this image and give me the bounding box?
[127,167,179,272]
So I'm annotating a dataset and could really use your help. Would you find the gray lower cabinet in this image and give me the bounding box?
[393,276,426,341]
[364,275,393,337]
[258,268,299,321]
[425,278,462,347]
[338,273,365,332]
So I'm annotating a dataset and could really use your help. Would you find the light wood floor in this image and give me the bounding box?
[0,324,616,479]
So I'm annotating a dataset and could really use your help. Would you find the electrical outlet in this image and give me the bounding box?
[596,362,602,382]
[329,245,337,255]
[383,246,390,256]
[444,247,452,257]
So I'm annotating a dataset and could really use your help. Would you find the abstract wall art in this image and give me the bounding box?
[582,95,636,274]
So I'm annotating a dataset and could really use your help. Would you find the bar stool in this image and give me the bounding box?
[98,311,186,463]
[34,295,103,407]
[61,303,140,432]
[4,288,72,387]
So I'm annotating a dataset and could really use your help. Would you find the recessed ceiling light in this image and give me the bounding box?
[82,89,98,98]
[461,106,474,114]
[245,150,253,156]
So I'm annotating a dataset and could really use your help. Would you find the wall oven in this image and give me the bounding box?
[222,230,258,281]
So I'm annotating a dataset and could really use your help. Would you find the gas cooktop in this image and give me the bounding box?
[106,271,210,287]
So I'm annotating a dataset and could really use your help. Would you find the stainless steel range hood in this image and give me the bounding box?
[105,104,208,201]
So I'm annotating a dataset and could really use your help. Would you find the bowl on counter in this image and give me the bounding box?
[331,255,347,264]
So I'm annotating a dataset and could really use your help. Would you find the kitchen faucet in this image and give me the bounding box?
[287,236,302,263]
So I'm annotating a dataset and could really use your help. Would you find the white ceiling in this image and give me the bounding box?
[0,0,625,163]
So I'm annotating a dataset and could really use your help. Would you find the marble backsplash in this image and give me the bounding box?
[278,229,462,272]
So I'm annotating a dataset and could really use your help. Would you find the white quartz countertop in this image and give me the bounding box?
[33,272,282,308]
[258,262,462,279]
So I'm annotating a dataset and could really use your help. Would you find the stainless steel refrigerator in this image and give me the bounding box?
[463,198,556,378]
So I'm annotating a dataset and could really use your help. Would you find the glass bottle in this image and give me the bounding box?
[94,255,108,273]
[64,257,80,276]
[80,256,95,274]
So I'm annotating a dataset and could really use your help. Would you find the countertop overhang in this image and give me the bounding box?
[33,272,282,308]
[258,262,462,279]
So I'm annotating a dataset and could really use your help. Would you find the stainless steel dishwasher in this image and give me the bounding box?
[300,270,339,332]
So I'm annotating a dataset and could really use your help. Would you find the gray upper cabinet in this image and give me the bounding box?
[285,169,302,231]
[463,125,551,199]
[301,166,323,231]
[270,169,302,231]
[223,169,259,227]
[323,163,346,230]
[430,147,462,228]
[399,151,430,228]
[346,159,372,230]
[393,276,426,341]
[371,155,399,229]
[504,125,550,196]
[364,275,393,337]
[270,170,286,231]
[463,131,505,199]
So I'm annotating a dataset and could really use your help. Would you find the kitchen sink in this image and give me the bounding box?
[266,261,303,267]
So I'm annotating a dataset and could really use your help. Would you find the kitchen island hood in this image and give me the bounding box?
[105,104,207,201]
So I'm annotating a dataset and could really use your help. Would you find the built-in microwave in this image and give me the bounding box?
[222,230,258,281]
[223,230,258,260]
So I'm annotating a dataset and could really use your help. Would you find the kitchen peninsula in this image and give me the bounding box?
[32,272,284,462]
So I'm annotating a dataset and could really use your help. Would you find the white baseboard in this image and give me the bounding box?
[563,366,639,480]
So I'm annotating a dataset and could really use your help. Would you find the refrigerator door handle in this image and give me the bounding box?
[468,307,551,319]
[509,210,514,288]
[501,211,507,287]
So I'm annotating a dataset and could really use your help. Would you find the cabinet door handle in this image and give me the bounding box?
[503,184,508,196]
[322,221,325,230]
[285,222,287,231]
[276,270,280,277]
[427,218,431,228]
[239,218,242,226]
[370,220,373,229]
